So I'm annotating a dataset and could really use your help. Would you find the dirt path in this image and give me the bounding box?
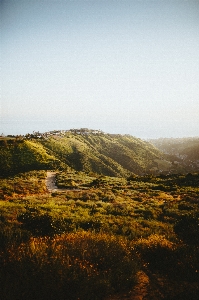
[129,271,150,300]
[105,271,150,300]
[45,171,80,192]
[45,171,58,192]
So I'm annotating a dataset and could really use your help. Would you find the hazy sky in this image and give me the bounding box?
[1,0,199,138]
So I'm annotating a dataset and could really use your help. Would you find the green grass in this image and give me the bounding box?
[0,170,47,199]
[0,170,199,299]
[0,139,59,176]
[40,132,174,176]
[0,232,139,300]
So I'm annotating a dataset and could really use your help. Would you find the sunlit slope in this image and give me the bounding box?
[1,132,175,177]
[41,132,170,176]
[41,135,128,176]
[0,139,58,176]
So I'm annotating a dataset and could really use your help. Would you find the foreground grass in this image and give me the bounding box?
[0,170,47,199]
[0,170,199,299]
[0,232,138,300]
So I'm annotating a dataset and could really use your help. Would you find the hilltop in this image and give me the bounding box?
[0,128,186,177]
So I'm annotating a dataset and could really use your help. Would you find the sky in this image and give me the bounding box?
[1,0,199,138]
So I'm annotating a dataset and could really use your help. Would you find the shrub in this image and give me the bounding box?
[174,214,199,245]
[0,232,139,300]
[133,234,176,273]
[0,225,31,251]
[18,212,52,236]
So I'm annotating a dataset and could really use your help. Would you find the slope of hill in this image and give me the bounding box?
[39,129,174,176]
[0,138,58,176]
[1,129,184,177]
[149,137,199,172]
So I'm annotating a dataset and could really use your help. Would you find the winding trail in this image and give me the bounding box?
[45,171,59,192]
[45,171,80,192]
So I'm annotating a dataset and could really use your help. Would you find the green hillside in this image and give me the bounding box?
[40,130,173,176]
[0,138,58,176]
[1,170,199,299]
[0,130,182,177]
[1,133,199,298]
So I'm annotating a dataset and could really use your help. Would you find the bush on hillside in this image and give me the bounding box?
[0,232,139,300]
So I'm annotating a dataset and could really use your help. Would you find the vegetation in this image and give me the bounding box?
[40,132,174,176]
[0,232,138,300]
[0,138,58,176]
[0,169,199,299]
[149,137,199,173]
[0,130,199,298]
[1,130,181,177]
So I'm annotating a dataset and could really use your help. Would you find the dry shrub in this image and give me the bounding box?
[0,232,139,300]
[133,234,176,273]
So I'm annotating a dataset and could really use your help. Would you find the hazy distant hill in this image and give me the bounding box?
[0,129,186,177]
[149,137,199,172]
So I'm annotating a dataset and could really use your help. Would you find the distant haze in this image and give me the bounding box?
[1,0,199,138]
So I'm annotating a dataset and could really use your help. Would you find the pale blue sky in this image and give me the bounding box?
[1,0,199,138]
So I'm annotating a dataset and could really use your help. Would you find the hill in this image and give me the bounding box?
[39,129,176,176]
[149,137,199,173]
[0,138,58,176]
[0,129,186,177]
[1,170,199,299]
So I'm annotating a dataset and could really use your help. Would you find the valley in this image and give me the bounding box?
[149,137,199,173]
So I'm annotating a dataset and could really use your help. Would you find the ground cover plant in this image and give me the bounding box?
[0,232,139,300]
[0,170,47,199]
[0,170,199,299]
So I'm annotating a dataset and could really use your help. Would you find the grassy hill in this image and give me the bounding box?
[0,138,58,176]
[0,130,186,177]
[40,130,173,176]
[1,131,199,299]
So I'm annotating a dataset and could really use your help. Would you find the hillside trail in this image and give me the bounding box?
[45,171,59,192]
[105,271,150,300]
[45,173,154,299]
[45,171,80,192]
[105,269,176,300]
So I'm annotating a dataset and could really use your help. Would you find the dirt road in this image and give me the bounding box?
[46,171,80,192]
[45,171,59,192]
